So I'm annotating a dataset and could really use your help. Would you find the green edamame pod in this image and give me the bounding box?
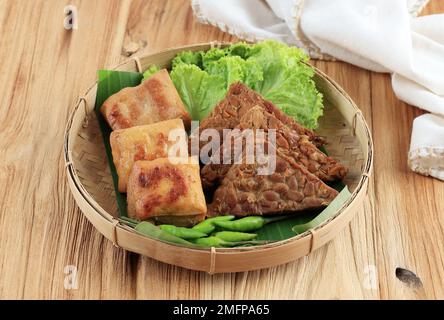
[214,231,257,242]
[134,222,193,246]
[192,215,235,234]
[159,225,207,240]
[214,216,266,232]
[193,236,270,248]
[193,236,226,247]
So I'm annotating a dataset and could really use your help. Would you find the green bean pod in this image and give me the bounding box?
[193,236,226,247]
[192,215,235,234]
[159,225,207,240]
[193,236,270,248]
[214,231,257,242]
[214,216,266,232]
[134,222,193,246]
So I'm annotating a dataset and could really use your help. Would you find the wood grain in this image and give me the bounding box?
[0,0,443,299]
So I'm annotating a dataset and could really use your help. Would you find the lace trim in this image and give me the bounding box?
[292,0,336,61]
[292,0,430,61]
[192,0,272,43]
[408,147,444,181]
[409,0,430,17]
[192,0,430,60]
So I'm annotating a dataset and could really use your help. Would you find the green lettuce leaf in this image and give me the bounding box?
[142,65,160,80]
[171,50,203,69]
[247,40,323,129]
[172,55,265,120]
[170,64,226,120]
[167,40,324,128]
[201,47,227,69]
[206,56,246,88]
[227,42,255,59]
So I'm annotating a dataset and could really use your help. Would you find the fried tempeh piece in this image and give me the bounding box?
[101,69,191,130]
[127,157,207,223]
[110,119,188,192]
[208,153,339,217]
[200,106,347,189]
[197,82,325,149]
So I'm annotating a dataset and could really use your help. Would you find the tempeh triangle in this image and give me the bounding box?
[208,152,339,217]
[197,82,325,150]
[201,106,347,189]
[238,106,347,181]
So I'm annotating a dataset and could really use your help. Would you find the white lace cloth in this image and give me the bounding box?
[409,114,444,180]
[192,0,444,181]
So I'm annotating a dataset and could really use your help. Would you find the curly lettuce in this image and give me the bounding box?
[148,40,323,128]
[171,50,203,69]
[248,41,323,129]
[201,48,227,69]
[170,64,226,121]
[205,56,263,90]
[142,65,160,80]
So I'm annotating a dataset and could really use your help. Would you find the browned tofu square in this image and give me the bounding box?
[110,119,188,192]
[101,69,191,130]
[127,157,207,221]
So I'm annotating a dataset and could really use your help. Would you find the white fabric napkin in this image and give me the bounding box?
[192,0,444,181]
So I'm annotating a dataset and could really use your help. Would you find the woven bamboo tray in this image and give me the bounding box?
[64,42,373,273]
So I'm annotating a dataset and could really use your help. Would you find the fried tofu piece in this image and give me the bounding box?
[148,214,206,228]
[110,119,188,192]
[127,158,207,222]
[101,69,191,130]
[208,152,339,217]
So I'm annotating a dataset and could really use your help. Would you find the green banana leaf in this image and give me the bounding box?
[94,70,143,218]
[94,69,352,248]
[292,186,350,234]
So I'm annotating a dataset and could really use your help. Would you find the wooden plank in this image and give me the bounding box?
[367,0,444,300]
[370,74,444,299]
[122,0,238,59]
[0,0,132,299]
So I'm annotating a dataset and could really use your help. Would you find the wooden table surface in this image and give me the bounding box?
[1,0,443,300]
